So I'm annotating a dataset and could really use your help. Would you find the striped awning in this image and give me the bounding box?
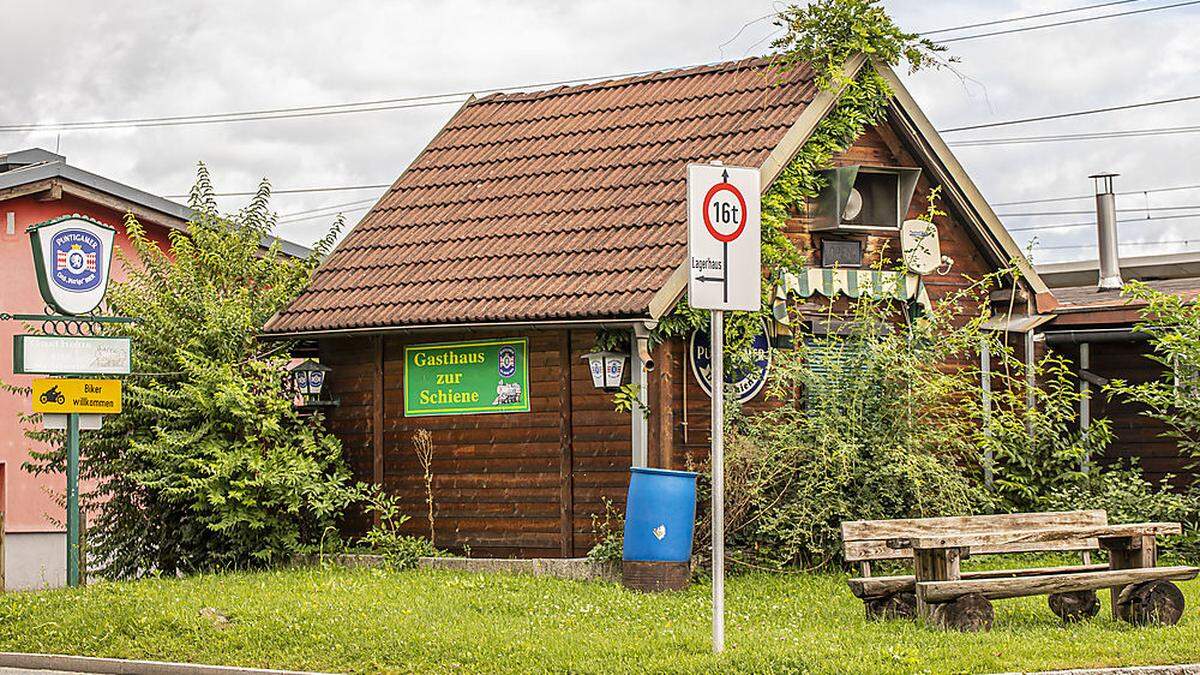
[772,268,931,325]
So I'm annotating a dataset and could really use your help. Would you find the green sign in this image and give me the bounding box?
[404,338,529,417]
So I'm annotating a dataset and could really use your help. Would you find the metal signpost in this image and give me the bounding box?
[2,214,131,587]
[686,162,761,653]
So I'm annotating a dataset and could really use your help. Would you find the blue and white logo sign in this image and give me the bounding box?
[28,215,116,316]
[497,345,517,378]
[52,229,104,292]
[689,319,771,403]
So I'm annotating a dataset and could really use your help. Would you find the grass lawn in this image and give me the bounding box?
[0,565,1197,674]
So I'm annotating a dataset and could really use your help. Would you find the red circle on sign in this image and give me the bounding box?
[702,183,748,243]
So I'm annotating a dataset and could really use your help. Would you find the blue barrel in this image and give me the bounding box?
[622,467,699,562]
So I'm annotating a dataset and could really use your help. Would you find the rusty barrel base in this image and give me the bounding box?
[622,560,690,592]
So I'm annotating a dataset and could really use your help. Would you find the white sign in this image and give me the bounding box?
[687,164,761,311]
[43,414,104,431]
[13,335,132,375]
[901,219,941,275]
[28,215,116,316]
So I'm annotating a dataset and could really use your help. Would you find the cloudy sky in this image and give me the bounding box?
[2,0,1197,263]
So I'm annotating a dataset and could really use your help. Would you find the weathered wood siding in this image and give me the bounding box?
[317,118,1016,556]
[1072,341,1191,487]
[320,329,630,557]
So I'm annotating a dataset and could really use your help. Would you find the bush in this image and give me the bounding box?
[706,275,992,568]
[586,498,624,564]
[357,484,443,570]
[19,167,355,577]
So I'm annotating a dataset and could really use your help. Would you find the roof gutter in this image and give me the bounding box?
[1041,327,1152,345]
[261,316,657,341]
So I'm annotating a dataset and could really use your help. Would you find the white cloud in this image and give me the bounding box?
[2,0,1196,262]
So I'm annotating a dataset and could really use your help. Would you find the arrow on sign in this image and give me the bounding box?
[721,169,729,183]
[695,275,726,283]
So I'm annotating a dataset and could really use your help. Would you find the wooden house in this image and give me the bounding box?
[263,55,1054,557]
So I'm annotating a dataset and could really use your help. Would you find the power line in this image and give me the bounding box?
[1036,237,1200,250]
[998,204,1200,217]
[993,183,1200,207]
[278,205,373,225]
[276,197,382,219]
[937,0,1200,44]
[164,183,392,199]
[921,0,1146,35]
[1008,212,1200,233]
[949,124,1200,147]
[0,66,687,134]
[939,95,1200,134]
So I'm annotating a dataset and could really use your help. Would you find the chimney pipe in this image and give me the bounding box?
[1090,172,1122,290]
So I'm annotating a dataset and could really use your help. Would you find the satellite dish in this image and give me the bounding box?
[901,219,941,275]
[841,187,863,221]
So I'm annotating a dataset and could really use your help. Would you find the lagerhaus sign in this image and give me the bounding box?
[403,338,529,417]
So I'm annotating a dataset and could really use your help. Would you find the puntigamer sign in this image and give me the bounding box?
[403,338,529,417]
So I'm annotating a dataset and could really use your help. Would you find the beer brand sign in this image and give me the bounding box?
[28,215,116,315]
[403,338,530,417]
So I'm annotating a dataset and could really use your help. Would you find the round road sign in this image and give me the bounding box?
[702,182,748,243]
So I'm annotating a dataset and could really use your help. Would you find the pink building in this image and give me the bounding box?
[0,149,306,589]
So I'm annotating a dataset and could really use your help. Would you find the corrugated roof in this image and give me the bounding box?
[264,57,820,334]
[1052,276,1200,312]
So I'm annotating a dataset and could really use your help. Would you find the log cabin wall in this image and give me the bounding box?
[320,328,631,558]
[1053,340,1192,488]
[655,121,1003,471]
[316,118,1018,557]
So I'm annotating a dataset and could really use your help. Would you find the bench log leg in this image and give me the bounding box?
[914,547,961,624]
[1105,535,1156,621]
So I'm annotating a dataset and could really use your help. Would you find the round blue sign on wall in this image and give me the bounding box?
[688,319,771,403]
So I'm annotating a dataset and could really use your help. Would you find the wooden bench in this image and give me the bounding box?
[841,510,1199,631]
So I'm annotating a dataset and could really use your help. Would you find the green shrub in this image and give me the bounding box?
[586,498,624,564]
[356,484,444,570]
[1039,462,1200,561]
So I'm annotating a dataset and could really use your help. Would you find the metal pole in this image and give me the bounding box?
[711,309,725,654]
[66,412,80,588]
[1080,342,1091,473]
[980,338,992,486]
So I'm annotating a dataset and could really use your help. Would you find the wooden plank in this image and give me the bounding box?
[559,331,575,558]
[918,565,1198,604]
[1108,534,1159,620]
[372,336,385,489]
[847,564,1110,599]
[914,547,960,621]
[845,537,1098,563]
[894,522,1181,551]
[842,510,1106,542]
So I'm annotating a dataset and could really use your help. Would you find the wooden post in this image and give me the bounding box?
[650,340,675,468]
[1107,535,1157,620]
[79,508,87,587]
[558,331,575,558]
[914,547,961,623]
[372,337,385,525]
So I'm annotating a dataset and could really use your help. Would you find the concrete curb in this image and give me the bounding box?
[293,553,620,582]
[0,653,337,675]
[997,666,1200,675]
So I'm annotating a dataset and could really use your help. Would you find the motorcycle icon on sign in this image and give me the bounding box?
[39,385,66,406]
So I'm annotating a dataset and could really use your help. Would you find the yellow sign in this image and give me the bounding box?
[32,379,122,414]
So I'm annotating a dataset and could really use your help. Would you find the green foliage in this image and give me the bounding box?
[356,484,443,570]
[585,497,625,564]
[710,281,994,567]
[981,352,1116,512]
[1039,462,1200,560]
[22,165,355,577]
[771,0,952,90]
[1107,280,1200,459]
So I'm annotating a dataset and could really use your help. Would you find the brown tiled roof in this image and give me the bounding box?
[265,57,820,334]
[1052,276,1200,311]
